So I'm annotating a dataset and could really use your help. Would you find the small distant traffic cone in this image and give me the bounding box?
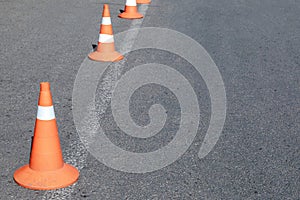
[89,4,123,62]
[119,0,143,19]
[14,82,79,190]
[137,0,151,4]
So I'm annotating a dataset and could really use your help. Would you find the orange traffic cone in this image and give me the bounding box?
[137,0,151,4]
[89,4,123,62]
[119,0,143,19]
[14,82,79,190]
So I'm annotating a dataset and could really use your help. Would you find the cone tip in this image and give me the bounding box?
[102,4,110,17]
[40,82,50,92]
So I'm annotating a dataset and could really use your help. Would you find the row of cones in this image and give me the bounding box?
[89,0,151,62]
[14,0,151,191]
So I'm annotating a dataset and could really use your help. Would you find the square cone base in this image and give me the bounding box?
[14,163,79,190]
[88,51,124,62]
[118,12,143,19]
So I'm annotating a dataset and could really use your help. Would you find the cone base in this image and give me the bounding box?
[88,50,124,62]
[137,0,151,4]
[14,163,79,190]
[118,12,144,19]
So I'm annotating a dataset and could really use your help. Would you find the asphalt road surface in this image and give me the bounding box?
[1,0,299,199]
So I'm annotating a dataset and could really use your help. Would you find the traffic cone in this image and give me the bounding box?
[14,82,79,190]
[119,0,143,19]
[137,0,151,4]
[89,4,123,62]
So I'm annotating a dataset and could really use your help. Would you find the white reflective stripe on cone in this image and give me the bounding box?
[126,0,137,6]
[37,106,55,120]
[102,17,112,25]
[98,34,114,43]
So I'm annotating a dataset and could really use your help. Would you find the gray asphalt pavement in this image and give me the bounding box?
[1,0,299,199]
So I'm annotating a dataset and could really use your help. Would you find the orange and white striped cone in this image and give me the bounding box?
[137,0,151,4]
[14,82,79,190]
[89,4,124,62]
[119,0,143,19]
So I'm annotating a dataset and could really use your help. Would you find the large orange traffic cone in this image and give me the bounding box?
[89,4,123,62]
[14,82,79,190]
[119,0,143,19]
[137,0,151,4]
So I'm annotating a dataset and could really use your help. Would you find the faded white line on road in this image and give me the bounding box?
[100,3,149,115]
[42,3,150,200]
